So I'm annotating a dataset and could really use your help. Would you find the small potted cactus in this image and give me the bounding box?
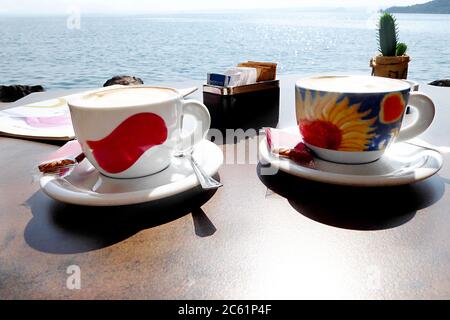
[370,12,410,79]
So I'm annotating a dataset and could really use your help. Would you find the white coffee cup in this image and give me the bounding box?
[68,86,211,178]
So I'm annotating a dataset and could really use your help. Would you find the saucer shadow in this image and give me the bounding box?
[257,164,445,230]
[24,175,220,254]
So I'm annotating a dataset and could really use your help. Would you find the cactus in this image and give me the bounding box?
[377,12,407,57]
[396,42,408,56]
[377,13,398,56]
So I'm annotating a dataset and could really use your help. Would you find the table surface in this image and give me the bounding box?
[0,75,449,299]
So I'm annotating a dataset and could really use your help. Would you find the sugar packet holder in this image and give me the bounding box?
[202,80,280,130]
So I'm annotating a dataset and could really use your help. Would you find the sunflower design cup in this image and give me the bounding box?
[295,75,435,164]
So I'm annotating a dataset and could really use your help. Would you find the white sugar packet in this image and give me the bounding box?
[225,67,257,86]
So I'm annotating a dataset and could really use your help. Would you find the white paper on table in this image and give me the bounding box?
[0,95,76,140]
[0,86,106,140]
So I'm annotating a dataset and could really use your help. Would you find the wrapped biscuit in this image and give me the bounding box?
[237,61,277,82]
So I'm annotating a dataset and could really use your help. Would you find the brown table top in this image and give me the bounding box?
[0,75,449,299]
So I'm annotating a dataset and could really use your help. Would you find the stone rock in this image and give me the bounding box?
[429,79,450,87]
[0,85,45,102]
[103,76,144,87]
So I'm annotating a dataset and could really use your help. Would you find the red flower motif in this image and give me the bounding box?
[300,120,342,150]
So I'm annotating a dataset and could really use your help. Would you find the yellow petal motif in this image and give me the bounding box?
[296,90,376,151]
[328,97,348,123]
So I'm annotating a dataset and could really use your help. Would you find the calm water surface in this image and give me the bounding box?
[0,10,449,89]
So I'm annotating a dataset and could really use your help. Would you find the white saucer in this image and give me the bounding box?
[259,137,443,187]
[40,140,223,206]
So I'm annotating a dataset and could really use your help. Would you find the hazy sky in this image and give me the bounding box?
[0,0,431,15]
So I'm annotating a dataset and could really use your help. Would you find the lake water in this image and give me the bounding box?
[0,10,449,89]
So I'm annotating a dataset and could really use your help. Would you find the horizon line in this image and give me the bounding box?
[0,6,390,17]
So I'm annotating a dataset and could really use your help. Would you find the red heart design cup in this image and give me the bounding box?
[68,86,210,178]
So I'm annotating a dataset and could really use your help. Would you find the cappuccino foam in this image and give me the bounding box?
[78,87,178,108]
[297,76,410,93]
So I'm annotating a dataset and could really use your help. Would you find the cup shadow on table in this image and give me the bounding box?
[24,175,220,254]
[257,164,445,231]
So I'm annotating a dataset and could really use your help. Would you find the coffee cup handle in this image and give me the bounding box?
[178,99,211,151]
[396,92,435,143]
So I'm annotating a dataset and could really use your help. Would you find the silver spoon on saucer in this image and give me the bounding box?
[174,149,222,190]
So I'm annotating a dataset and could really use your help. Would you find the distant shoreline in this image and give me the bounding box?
[386,0,450,14]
